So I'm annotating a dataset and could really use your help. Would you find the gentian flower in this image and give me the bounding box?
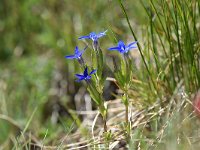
[108,40,137,54]
[78,30,107,50]
[65,46,87,66]
[78,30,107,42]
[75,67,96,82]
[65,46,87,60]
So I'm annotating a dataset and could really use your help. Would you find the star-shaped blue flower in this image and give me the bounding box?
[78,30,107,42]
[75,67,96,82]
[108,40,137,54]
[65,46,87,60]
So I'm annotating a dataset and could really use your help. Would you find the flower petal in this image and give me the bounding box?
[119,50,126,54]
[86,75,91,80]
[65,55,76,59]
[75,74,85,82]
[75,74,84,78]
[78,35,90,40]
[74,46,79,55]
[118,40,125,47]
[128,46,137,50]
[108,46,121,51]
[127,41,137,48]
[76,78,84,82]
[89,69,97,75]
[83,67,88,77]
[126,45,137,52]
[97,30,107,38]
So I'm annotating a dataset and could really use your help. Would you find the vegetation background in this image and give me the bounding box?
[0,0,199,149]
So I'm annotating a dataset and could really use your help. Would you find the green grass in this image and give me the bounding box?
[0,0,200,149]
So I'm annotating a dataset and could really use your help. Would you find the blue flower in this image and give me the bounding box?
[75,67,96,82]
[78,30,107,42]
[65,46,87,60]
[108,40,137,54]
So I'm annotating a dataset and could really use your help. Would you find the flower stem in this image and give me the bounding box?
[103,116,107,132]
[124,89,131,138]
[99,101,107,133]
[125,104,128,123]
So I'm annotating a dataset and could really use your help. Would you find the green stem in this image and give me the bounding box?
[125,103,128,123]
[124,92,131,139]
[103,117,107,132]
[99,102,107,133]
[124,89,130,137]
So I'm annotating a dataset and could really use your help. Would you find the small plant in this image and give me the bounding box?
[65,29,139,146]
[65,30,108,134]
[108,40,138,136]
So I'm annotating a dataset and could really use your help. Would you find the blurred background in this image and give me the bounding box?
[0,0,144,146]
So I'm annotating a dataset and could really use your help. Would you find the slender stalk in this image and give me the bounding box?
[124,54,130,124]
[99,102,107,133]
[78,57,86,69]
[124,90,131,140]
[161,0,176,88]
[123,54,131,138]
[93,41,108,133]
[125,97,128,123]
[103,117,107,132]
[140,0,172,94]
[172,0,184,78]
[140,0,169,58]
[124,90,130,138]
[150,12,160,74]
